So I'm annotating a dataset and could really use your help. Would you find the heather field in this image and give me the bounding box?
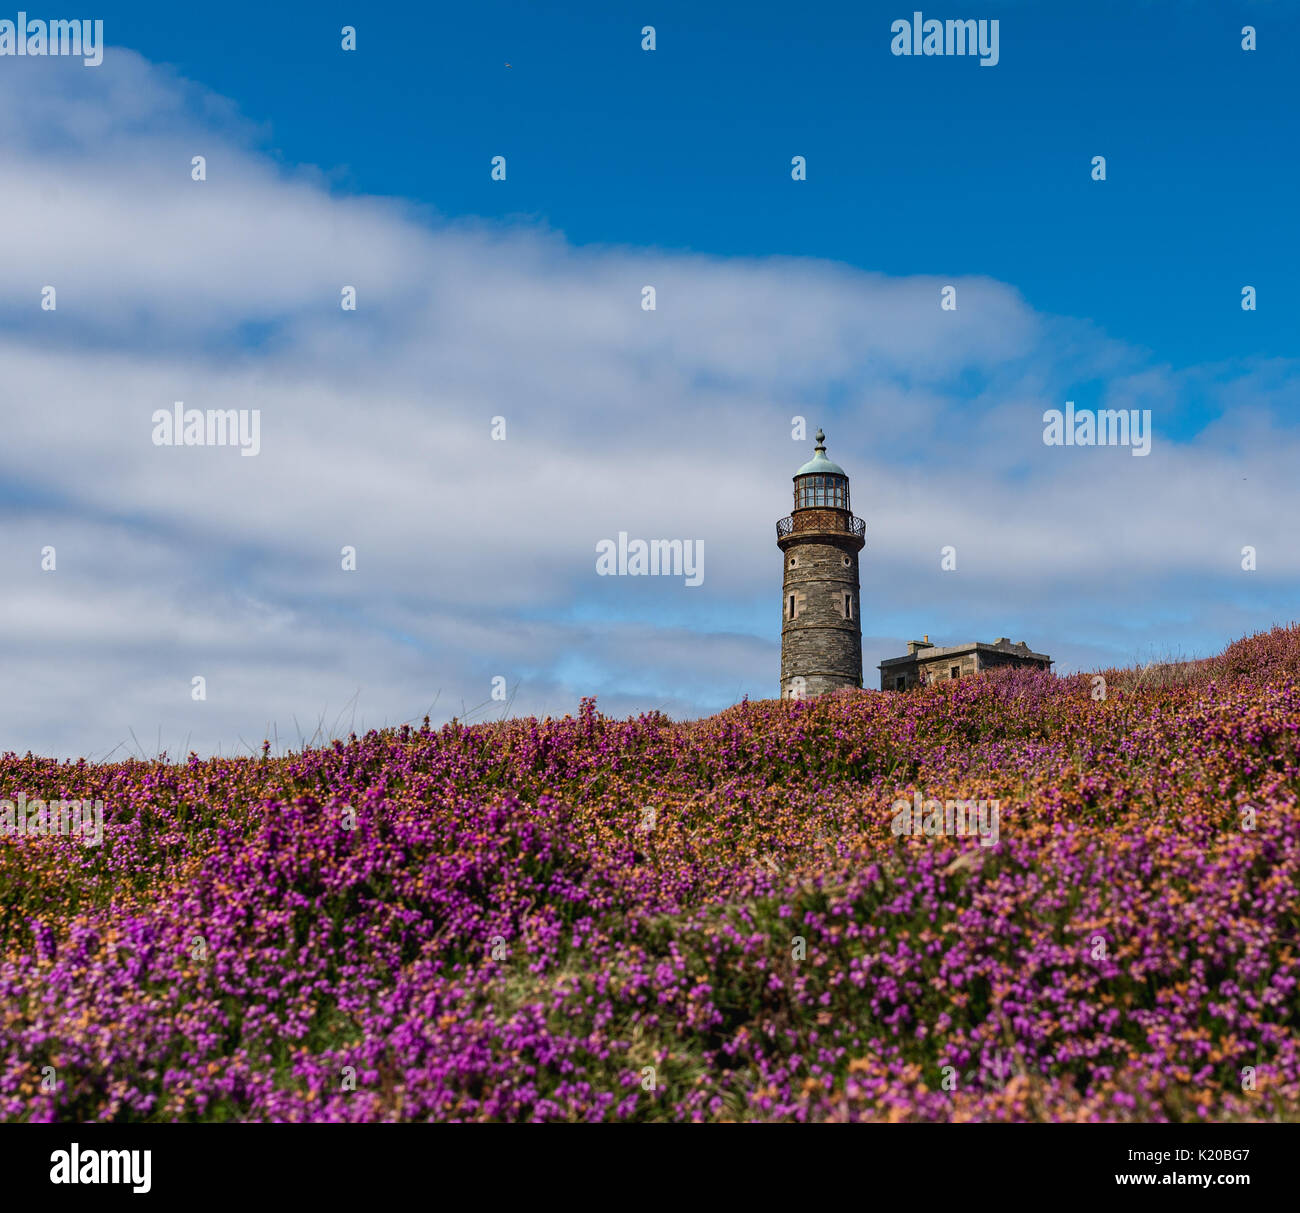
[3,627,1300,1123]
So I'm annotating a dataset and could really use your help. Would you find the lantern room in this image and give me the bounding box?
[792,429,850,510]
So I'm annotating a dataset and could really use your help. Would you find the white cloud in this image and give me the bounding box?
[0,52,1297,757]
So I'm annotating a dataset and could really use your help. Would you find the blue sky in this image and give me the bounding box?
[96,0,1298,372]
[0,1,1298,756]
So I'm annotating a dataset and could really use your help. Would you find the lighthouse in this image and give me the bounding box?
[776,429,866,698]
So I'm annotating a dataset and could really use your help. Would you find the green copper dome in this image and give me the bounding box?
[794,429,846,478]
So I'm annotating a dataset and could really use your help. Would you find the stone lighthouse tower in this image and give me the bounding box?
[776,429,865,698]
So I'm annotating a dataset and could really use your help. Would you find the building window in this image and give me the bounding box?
[951,665,960,680]
[794,474,849,511]
[896,676,906,691]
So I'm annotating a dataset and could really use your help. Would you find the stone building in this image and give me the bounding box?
[776,429,866,698]
[879,636,1052,691]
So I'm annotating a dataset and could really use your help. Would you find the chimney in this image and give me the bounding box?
[907,638,934,656]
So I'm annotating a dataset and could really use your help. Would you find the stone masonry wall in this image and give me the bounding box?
[882,649,1050,690]
[780,537,862,698]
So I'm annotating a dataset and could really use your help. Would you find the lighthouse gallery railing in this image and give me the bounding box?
[776,514,866,540]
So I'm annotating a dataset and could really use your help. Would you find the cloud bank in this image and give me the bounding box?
[1,51,1297,757]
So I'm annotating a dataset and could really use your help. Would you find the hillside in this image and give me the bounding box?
[3,625,1299,1122]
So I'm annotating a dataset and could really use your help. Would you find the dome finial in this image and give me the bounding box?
[792,428,846,478]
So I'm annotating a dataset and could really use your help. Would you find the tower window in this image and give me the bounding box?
[788,594,796,619]
[794,474,849,510]
[844,593,853,620]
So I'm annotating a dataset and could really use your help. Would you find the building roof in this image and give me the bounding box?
[878,638,1053,668]
[794,428,846,478]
